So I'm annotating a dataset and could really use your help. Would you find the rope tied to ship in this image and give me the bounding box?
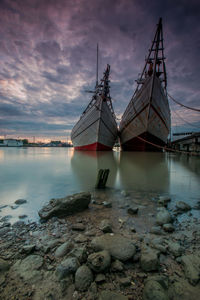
[135,135,200,156]
[168,93,200,112]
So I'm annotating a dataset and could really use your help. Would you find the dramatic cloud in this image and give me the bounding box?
[0,0,199,140]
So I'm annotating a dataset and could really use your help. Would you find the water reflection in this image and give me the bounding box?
[71,151,117,189]
[118,152,169,193]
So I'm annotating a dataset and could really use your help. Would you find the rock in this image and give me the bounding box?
[41,238,60,253]
[0,258,10,272]
[111,260,124,272]
[99,219,112,233]
[140,247,159,271]
[0,227,10,236]
[21,244,35,254]
[143,280,169,300]
[98,290,128,300]
[38,192,91,220]
[15,199,27,205]
[181,254,200,285]
[72,223,86,231]
[150,226,163,235]
[121,190,129,197]
[19,215,27,219]
[88,250,111,272]
[158,196,171,207]
[91,233,136,261]
[167,241,183,257]
[69,247,87,264]
[75,265,93,292]
[127,207,139,215]
[11,255,43,282]
[118,277,131,287]
[163,223,175,232]
[156,209,172,225]
[74,234,88,243]
[95,273,106,283]
[56,257,80,280]
[175,201,191,213]
[102,201,112,208]
[55,241,73,258]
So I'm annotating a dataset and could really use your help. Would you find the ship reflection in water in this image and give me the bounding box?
[118,152,170,193]
[70,150,117,190]
[0,148,199,223]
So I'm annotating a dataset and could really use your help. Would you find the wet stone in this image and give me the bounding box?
[75,265,93,292]
[156,209,173,225]
[99,219,112,233]
[55,241,73,258]
[141,247,159,272]
[143,279,169,300]
[175,201,191,213]
[127,206,139,215]
[56,257,80,280]
[102,201,112,208]
[15,199,27,205]
[111,260,124,272]
[71,223,86,231]
[95,273,106,283]
[91,233,136,261]
[163,223,175,232]
[88,250,111,272]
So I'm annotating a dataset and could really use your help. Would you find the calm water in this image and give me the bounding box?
[0,147,199,223]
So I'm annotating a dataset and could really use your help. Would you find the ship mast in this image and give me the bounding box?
[134,18,167,95]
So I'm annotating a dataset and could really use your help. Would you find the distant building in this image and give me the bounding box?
[0,139,23,147]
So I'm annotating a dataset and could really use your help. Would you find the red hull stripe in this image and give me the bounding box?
[74,142,112,151]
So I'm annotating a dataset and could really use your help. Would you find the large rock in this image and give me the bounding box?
[88,250,111,272]
[98,290,128,300]
[143,280,169,300]
[38,192,91,220]
[181,254,200,285]
[0,258,10,272]
[11,255,43,282]
[54,241,73,258]
[175,201,191,213]
[140,247,159,272]
[156,209,172,225]
[56,257,80,280]
[167,241,183,257]
[91,233,136,261]
[75,265,93,292]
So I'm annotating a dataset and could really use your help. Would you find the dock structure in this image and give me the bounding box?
[171,132,200,153]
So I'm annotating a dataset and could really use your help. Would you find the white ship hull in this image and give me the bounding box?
[71,96,118,150]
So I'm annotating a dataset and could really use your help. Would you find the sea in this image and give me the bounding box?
[0,147,199,224]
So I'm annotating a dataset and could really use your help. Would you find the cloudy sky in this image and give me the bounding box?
[0,0,199,141]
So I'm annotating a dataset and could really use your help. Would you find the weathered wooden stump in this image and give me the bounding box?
[95,169,110,189]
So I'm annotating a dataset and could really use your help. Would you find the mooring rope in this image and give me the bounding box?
[168,93,200,112]
[135,135,200,156]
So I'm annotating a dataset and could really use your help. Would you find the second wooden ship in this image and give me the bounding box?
[119,18,171,151]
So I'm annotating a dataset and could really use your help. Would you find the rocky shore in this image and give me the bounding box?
[0,190,199,300]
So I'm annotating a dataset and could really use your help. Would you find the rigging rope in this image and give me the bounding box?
[168,93,200,112]
[171,107,200,129]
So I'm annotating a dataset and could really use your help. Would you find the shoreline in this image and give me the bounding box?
[0,191,199,299]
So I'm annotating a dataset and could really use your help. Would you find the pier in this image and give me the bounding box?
[171,132,200,153]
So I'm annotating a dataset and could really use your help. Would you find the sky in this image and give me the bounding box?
[0,0,200,142]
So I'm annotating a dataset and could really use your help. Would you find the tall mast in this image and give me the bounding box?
[134,18,167,97]
[96,43,99,89]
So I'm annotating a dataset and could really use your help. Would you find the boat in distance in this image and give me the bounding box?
[71,63,118,151]
[119,18,171,151]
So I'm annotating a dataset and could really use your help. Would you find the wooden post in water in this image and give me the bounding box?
[95,169,110,189]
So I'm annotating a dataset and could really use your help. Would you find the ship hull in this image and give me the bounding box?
[71,97,118,151]
[119,76,170,151]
